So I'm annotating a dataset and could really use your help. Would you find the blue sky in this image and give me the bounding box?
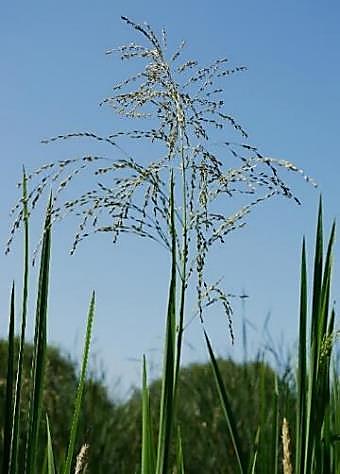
[1,1,339,396]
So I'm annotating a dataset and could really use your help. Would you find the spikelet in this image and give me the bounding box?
[282,418,293,474]
[74,444,89,474]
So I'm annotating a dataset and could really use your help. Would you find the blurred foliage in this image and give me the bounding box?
[0,339,295,473]
[0,339,119,472]
[145,358,295,474]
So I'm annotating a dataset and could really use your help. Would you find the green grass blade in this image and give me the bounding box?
[63,291,95,474]
[141,355,156,474]
[155,173,176,474]
[46,415,56,474]
[257,358,266,468]
[311,197,323,335]
[305,199,324,472]
[174,140,189,399]
[314,221,335,473]
[9,169,30,474]
[271,376,279,474]
[25,194,53,474]
[175,426,185,474]
[174,262,185,402]
[204,330,247,474]
[319,221,335,336]
[248,427,260,474]
[2,282,16,474]
[316,229,336,474]
[331,367,340,472]
[296,238,307,474]
[327,308,335,337]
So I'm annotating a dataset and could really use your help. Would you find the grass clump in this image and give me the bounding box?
[2,176,96,474]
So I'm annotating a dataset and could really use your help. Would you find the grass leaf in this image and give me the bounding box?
[63,291,95,474]
[25,193,53,474]
[46,415,56,474]
[271,376,279,474]
[204,329,247,474]
[155,173,176,474]
[248,427,260,474]
[9,169,30,474]
[175,426,185,474]
[296,238,307,474]
[2,282,16,474]
[141,355,156,474]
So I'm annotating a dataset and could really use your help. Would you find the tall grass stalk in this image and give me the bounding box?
[25,193,52,474]
[2,282,15,473]
[271,376,279,474]
[155,173,177,474]
[141,356,156,474]
[330,367,340,471]
[9,170,30,474]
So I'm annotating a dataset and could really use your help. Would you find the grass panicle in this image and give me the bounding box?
[282,418,293,474]
[7,16,315,343]
[74,444,89,474]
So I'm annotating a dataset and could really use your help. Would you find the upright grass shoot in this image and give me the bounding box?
[296,200,337,474]
[141,355,156,474]
[25,193,53,474]
[204,329,247,474]
[9,170,30,474]
[2,283,15,474]
[2,175,96,473]
[155,173,177,474]
[63,291,95,474]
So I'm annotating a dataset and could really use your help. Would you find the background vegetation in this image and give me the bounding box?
[0,338,295,473]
